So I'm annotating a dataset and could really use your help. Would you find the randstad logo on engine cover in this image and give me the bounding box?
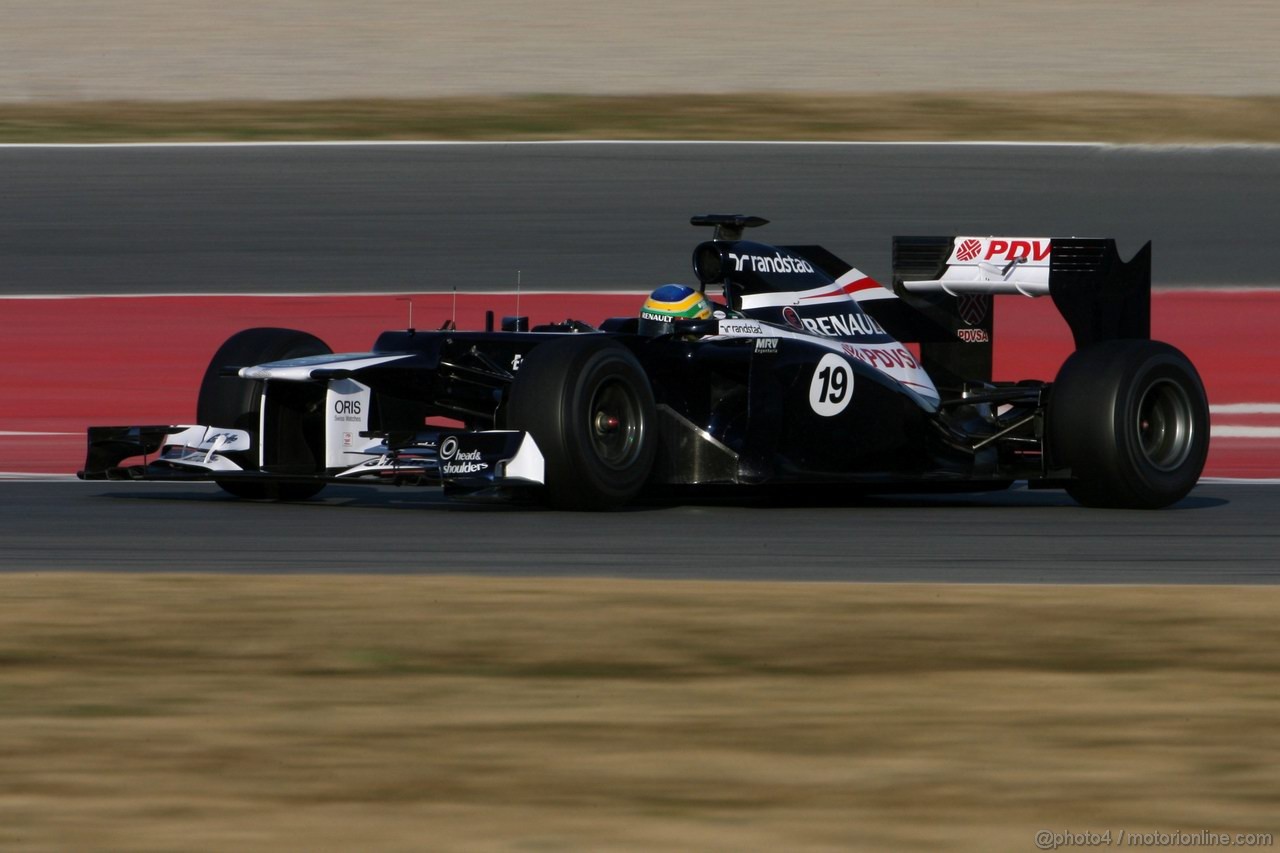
[727,251,816,274]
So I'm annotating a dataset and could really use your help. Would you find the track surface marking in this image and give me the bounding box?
[1,291,1275,477]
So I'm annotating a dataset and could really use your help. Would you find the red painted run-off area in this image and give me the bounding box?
[1,291,1277,478]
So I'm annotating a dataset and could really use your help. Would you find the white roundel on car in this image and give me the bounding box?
[809,353,854,417]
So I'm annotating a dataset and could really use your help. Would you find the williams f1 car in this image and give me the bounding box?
[80,215,1209,509]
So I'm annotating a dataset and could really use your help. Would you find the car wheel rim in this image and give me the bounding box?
[1135,378,1195,472]
[589,379,643,470]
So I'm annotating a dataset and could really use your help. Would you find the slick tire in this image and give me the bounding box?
[196,327,332,501]
[1048,339,1208,509]
[505,337,657,510]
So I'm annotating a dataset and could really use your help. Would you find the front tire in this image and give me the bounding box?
[505,337,657,510]
[196,327,332,501]
[1048,339,1208,509]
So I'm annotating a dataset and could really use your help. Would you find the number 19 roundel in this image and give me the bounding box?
[809,353,854,417]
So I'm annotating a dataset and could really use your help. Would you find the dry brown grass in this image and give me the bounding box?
[3,93,1280,143]
[2,575,1278,851]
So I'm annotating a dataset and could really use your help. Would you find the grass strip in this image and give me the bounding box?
[1,575,1278,850]
[2,93,1280,144]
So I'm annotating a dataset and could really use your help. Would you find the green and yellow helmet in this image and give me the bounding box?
[639,284,713,336]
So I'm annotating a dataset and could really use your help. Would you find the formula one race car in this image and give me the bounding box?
[80,215,1210,509]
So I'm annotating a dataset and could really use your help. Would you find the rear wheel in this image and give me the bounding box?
[1048,339,1208,509]
[196,327,332,501]
[505,337,656,510]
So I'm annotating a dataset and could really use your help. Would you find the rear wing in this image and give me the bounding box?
[869,236,1151,388]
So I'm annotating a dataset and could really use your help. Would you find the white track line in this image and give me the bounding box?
[1208,399,1280,438]
[1211,426,1280,439]
[0,472,79,480]
[1209,404,1280,438]
[0,430,79,436]
[1199,477,1280,485]
[1210,403,1280,415]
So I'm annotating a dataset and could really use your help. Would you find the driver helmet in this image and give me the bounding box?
[639,284,713,336]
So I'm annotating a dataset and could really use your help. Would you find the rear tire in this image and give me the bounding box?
[505,337,656,510]
[1048,339,1208,509]
[196,327,332,501]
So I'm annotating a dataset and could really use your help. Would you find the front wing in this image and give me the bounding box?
[78,424,546,489]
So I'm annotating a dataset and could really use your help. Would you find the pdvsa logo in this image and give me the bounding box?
[782,306,804,329]
[957,293,989,327]
[987,239,1050,262]
[951,237,1052,264]
[956,238,983,262]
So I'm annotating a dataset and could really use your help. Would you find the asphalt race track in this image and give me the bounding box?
[3,142,1279,294]
[3,143,1278,582]
[1,481,1276,583]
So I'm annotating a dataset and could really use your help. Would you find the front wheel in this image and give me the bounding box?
[505,337,657,510]
[1048,339,1209,509]
[196,327,332,501]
